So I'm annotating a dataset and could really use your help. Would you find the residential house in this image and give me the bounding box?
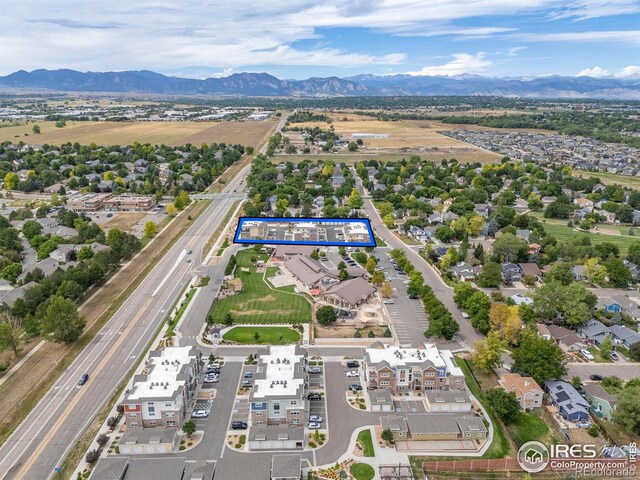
[427,213,442,225]
[545,380,590,422]
[449,262,476,282]
[623,260,640,281]
[597,210,616,223]
[510,293,533,306]
[364,343,465,393]
[547,325,588,352]
[498,373,543,410]
[501,262,522,283]
[574,198,594,211]
[515,229,531,242]
[583,383,617,422]
[577,320,611,347]
[320,277,375,310]
[122,346,202,429]
[249,345,307,427]
[573,265,586,282]
[519,263,542,281]
[379,416,408,441]
[609,325,640,348]
[473,204,489,218]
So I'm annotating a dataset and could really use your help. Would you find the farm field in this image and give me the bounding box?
[222,326,301,345]
[286,116,502,163]
[0,119,276,148]
[209,249,311,324]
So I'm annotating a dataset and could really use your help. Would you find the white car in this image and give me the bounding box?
[346,370,360,377]
[308,421,321,429]
[383,299,394,304]
[461,312,470,319]
[309,415,323,423]
[580,349,594,361]
[192,410,209,418]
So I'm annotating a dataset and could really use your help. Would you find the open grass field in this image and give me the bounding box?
[102,212,147,232]
[507,412,552,448]
[222,326,300,344]
[540,221,637,254]
[209,250,311,324]
[0,119,276,148]
[574,170,640,189]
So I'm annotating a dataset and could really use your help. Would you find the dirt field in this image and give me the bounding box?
[287,117,502,163]
[102,213,147,232]
[0,120,276,148]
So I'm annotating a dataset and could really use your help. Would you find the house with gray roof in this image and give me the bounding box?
[380,415,409,441]
[577,319,611,347]
[545,380,590,422]
[270,454,302,480]
[449,262,476,282]
[609,324,640,348]
[583,383,617,422]
[424,390,472,412]
[405,413,487,440]
[370,389,394,412]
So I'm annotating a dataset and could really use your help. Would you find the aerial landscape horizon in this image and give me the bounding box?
[1,2,639,480]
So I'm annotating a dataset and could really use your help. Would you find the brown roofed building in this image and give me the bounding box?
[283,255,337,290]
[320,277,375,310]
[499,373,543,410]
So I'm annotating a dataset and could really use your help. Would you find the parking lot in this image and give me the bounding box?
[307,366,327,429]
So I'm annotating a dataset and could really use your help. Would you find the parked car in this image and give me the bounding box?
[383,299,394,304]
[461,312,470,319]
[242,380,253,388]
[231,421,248,430]
[346,361,359,369]
[187,249,192,254]
[580,349,595,361]
[610,352,619,361]
[309,415,323,423]
[590,374,603,381]
[244,371,253,378]
[308,421,321,429]
[206,367,220,374]
[346,370,360,377]
[307,393,322,401]
[308,367,322,374]
[78,373,89,386]
[192,410,209,418]
[348,384,363,391]
[106,213,113,218]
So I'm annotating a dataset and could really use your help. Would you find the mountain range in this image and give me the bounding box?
[1,69,639,99]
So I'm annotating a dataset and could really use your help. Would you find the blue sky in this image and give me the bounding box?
[2,1,639,79]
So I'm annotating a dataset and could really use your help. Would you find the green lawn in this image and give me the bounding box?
[374,234,387,247]
[209,249,311,324]
[350,463,375,480]
[574,170,640,189]
[540,221,637,254]
[222,326,300,345]
[456,357,511,459]
[357,429,374,457]
[508,412,550,448]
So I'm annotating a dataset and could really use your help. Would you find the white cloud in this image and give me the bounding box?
[518,30,640,45]
[405,53,492,76]
[578,66,610,77]
[578,65,640,78]
[549,1,640,21]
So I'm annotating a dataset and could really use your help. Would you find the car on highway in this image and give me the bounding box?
[231,421,248,430]
[590,374,603,381]
[580,349,595,361]
[383,299,394,304]
[307,393,322,401]
[308,367,322,374]
[348,384,363,391]
[308,421,321,429]
[346,370,359,377]
[78,373,89,386]
[346,361,359,368]
[309,415,323,423]
[192,410,209,418]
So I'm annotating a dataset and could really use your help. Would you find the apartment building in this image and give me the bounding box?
[67,193,113,212]
[249,345,307,426]
[103,194,157,212]
[123,346,202,428]
[364,342,465,394]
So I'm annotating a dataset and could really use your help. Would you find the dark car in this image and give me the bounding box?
[590,374,603,381]
[78,373,89,386]
[346,361,359,369]
[307,393,322,401]
[231,421,248,430]
[348,384,363,391]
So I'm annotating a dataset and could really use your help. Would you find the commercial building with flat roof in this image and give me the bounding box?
[67,193,113,212]
[123,346,201,428]
[364,342,465,393]
[103,194,157,212]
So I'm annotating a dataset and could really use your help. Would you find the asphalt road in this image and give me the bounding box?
[0,189,246,480]
[352,169,483,351]
[567,362,640,381]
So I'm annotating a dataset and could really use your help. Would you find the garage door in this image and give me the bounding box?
[372,405,381,412]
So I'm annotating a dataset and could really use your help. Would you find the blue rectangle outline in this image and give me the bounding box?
[233,217,377,248]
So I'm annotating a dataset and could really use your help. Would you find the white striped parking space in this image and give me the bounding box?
[409,299,429,329]
[385,303,413,344]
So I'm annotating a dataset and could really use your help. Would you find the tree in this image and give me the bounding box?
[477,261,501,288]
[182,420,196,437]
[77,245,94,260]
[512,330,566,384]
[380,282,393,299]
[450,216,469,239]
[453,282,477,307]
[471,331,505,372]
[381,428,395,444]
[382,213,395,229]
[434,225,454,243]
[600,335,613,361]
[97,433,110,447]
[406,271,424,298]
[107,416,119,430]
[464,291,491,333]
[353,329,362,338]
[39,295,85,344]
[492,233,528,262]
[21,220,42,239]
[144,221,157,238]
[174,191,191,210]
[166,203,177,217]
[489,303,522,344]
[468,215,485,237]
[365,257,377,275]
[628,241,640,266]
[546,262,574,286]
[371,270,385,285]
[612,386,640,436]
[629,342,640,362]
[32,125,41,134]
[85,449,100,465]
[348,189,363,209]
[316,306,337,326]
[486,388,520,424]
[348,142,358,152]
[583,258,607,286]
[571,375,582,388]
[604,255,632,288]
[0,312,23,356]
[379,202,394,218]
[224,313,234,326]
[3,172,18,191]
[533,281,596,327]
